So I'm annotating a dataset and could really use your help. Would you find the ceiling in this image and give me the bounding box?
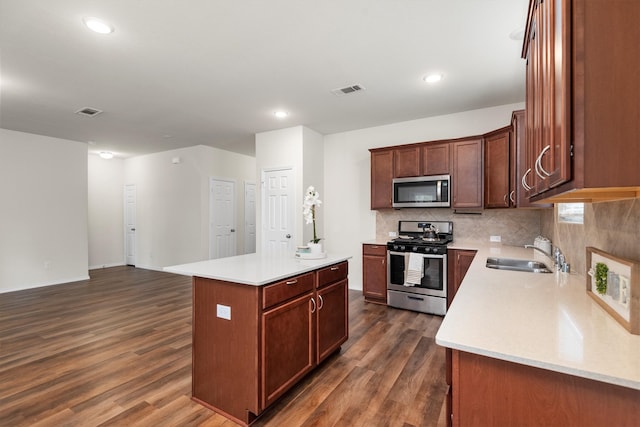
[0,0,529,158]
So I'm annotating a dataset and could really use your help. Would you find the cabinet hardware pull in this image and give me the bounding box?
[371,245,379,249]
[509,190,516,204]
[310,297,316,313]
[503,194,508,204]
[521,168,533,191]
[285,280,297,285]
[318,295,324,310]
[535,145,552,179]
[330,266,339,271]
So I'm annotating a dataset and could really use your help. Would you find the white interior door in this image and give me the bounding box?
[262,168,294,252]
[244,182,256,254]
[210,178,236,259]
[124,184,136,266]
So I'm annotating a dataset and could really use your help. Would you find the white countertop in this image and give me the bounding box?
[437,241,640,390]
[164,252,352,286]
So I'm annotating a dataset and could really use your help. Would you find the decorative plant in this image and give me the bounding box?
[303,186,322,244]
[595,262,608,295]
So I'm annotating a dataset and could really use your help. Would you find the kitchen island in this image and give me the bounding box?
[165,253,351,426]
[437,242,640,426]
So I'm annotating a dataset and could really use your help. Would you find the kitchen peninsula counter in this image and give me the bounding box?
[165,252,351,426]
[437,241,640,425]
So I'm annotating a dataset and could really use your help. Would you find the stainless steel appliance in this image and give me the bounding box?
[392,175,450,208]
[386,220,453,315]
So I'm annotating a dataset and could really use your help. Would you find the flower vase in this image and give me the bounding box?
[308,242,323,254]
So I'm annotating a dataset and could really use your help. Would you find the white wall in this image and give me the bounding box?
[323,103,524,290]
[0,129,89,293]
[88,154,125,269]
[255,126,325,250]
[302,127,324,245]
[124,145,255,270]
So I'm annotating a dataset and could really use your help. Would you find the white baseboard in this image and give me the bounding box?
[1,275,91,294]
[88,262,126,270]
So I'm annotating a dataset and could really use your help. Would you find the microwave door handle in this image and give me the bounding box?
[436,180,442,201]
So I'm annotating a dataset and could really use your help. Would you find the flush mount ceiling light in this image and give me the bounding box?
[423,73,444,84]
[83,17,114,34]
[274,111,289,119]
[99,151,114,159]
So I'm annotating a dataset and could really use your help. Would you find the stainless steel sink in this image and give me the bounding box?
[485,257,552,273]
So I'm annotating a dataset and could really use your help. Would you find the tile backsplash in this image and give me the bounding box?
[376,208,545,246]
[544,199,640,276]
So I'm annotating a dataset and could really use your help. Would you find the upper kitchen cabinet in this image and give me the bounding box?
[370,148,394,209]
[422,142,451,176]
[523,0,640,203]
[451,137,483,209]
[393,145,421,178]
[484,126,514,208]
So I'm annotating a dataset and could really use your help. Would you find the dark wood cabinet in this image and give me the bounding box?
[393,145,421,178]
[362,244,387,304]
[422,142,451,176]
[484,126,513,208]
[445,249,476,427]
[370,149,393,209]
[316,279,348,363]
[446,249,476,309]
[451,350,640,427]
[451,138,483,209]
[262,292,314,408]
[523,0,640,203]
[192,262,349,426]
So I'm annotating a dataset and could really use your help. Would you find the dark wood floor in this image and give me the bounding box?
[0,266,447,427]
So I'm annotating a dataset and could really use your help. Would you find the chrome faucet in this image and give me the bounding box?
[524,244,553,258]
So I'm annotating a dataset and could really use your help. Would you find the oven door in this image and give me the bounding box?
[387,251,447,298]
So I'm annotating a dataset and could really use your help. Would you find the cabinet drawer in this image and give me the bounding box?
[317,262,348,289]
[263,272,315,310]
[363,244,387,256]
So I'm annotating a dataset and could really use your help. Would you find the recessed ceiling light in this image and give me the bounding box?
[423,73,444,84]
[274,111,289,119]
[99,151,114,159]
[83,17,114,34]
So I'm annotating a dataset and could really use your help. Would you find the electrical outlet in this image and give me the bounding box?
[490,235,501,243]
[389,231,397,237]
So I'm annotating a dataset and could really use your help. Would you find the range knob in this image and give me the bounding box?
[412,246,419,252]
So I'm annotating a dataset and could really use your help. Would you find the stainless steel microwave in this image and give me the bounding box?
[392,174,450,208]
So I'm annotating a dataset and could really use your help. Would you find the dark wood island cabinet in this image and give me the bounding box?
[168,255,350,426]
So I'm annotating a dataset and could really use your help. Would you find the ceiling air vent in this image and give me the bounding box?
[331,84,365,96]
[75,107,103,117]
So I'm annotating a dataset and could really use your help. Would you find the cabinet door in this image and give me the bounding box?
[422,143,451,176]
[370,150,393,209]
[525,0,571,197]
[394,146,421,178]
[362,245,387,303]
[447,249,476,308]
[484,128,511,208]
[316,279,349,363]
[451,138,483,208]
[261,292,314,408]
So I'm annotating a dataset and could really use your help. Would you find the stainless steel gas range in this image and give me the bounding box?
[386,220,453,316]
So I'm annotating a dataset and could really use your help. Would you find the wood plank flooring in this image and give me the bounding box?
[0,266,447,427]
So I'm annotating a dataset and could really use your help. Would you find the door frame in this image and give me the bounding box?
[261,166,295,252]
[209,177,237,259]
[244,181,256,254]
[124,184,136,266]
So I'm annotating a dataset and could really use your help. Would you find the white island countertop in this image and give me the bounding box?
[437,241,640,391]
[164,252,352,286]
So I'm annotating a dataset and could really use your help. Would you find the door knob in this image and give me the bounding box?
[286,234,291,238]
[230,229,235,232]
[131,228,136,231]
